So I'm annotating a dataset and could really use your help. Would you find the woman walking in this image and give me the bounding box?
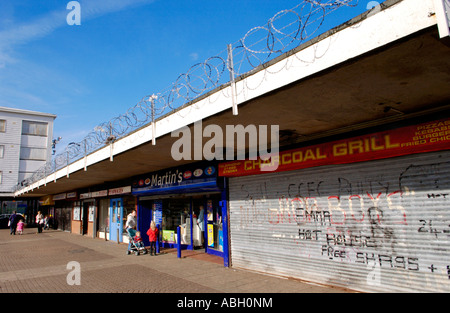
[36,211,44,233]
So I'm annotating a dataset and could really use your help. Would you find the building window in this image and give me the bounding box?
[22,120,48,136]
[0,145,4,158]
[0,171,2,184]
[20,147,47,161]
[0,120,5,132]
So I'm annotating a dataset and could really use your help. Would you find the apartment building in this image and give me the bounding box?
[0,107,56,198]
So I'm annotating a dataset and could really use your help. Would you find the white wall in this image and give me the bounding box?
[0,108,55,194]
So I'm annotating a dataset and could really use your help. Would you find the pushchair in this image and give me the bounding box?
[126,229,148,256]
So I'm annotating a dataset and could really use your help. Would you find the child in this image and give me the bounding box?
[16,219,24,235]
[146,221,159,256]
[133,231,144,249]
[44,216,50,230]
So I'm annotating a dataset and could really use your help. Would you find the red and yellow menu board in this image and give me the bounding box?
[219,118,450,177]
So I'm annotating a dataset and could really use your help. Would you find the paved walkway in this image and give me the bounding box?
[0,227,355,297]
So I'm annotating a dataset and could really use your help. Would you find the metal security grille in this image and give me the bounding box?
[228,150,450,293]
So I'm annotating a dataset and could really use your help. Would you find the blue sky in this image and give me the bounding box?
[0,0,378,155]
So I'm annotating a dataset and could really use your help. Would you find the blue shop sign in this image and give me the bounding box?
[132,164,219,195]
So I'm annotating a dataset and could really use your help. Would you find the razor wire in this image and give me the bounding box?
[15,0,363,192]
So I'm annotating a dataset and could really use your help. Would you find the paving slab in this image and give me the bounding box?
[0,227,355,309]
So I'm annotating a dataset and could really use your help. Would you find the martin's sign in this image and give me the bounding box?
[132,163,219,195]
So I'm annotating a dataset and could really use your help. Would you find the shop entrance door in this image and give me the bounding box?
[205,199,224,253]
[82,202,89,235]
[109,198,123,242]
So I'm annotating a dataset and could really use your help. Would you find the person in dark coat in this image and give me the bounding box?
[9,211,18,235]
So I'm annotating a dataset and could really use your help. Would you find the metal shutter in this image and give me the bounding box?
[228,150,450,292]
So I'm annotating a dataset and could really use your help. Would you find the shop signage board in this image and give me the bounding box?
[132,163,219,195]
[66,192,77,199]
[39,195,55,206]
[108,186,131,196]
[52,192,77,202]
[53,193,67,201]
[219,118,450,177]
[80,190,108,199]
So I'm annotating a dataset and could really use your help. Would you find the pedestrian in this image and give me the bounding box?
[125,210,137,253]
[36,211,44,233]
[16,219,24,235]
[8,211,18,235]
[43,215,48,230]
[40,215,45,232]
[146,220,159,256]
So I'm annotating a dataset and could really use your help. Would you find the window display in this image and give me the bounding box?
[161,199,189,244]
[205,199,223,252]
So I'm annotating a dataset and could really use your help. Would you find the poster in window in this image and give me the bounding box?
[207,200,213,221]
[207,224,214,247]
[162,230,175,243]
[73,206,80,221]
[153,200,163,227]
[89,205,95,222]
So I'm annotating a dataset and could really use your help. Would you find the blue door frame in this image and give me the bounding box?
[137,199,152,247]
[109,198,123,242]
[203,187,229,266]
[136,190,229,267]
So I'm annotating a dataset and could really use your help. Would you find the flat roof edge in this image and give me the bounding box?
[0,106,57,119]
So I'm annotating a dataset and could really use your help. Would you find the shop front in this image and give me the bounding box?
[38,195,55,228]
[219,116,450,293]
[53,192,77,232]
[77,190,107,237]
[108,192,136,243]
[76,186,135,242]
[132,162,228,266]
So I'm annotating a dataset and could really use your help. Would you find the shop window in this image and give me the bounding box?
[73,201,81,221]
[98,199,109,233]
[204,198,223,252]
[122,197,137,232]
[155,196,222,250]
[161,199,190,244]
